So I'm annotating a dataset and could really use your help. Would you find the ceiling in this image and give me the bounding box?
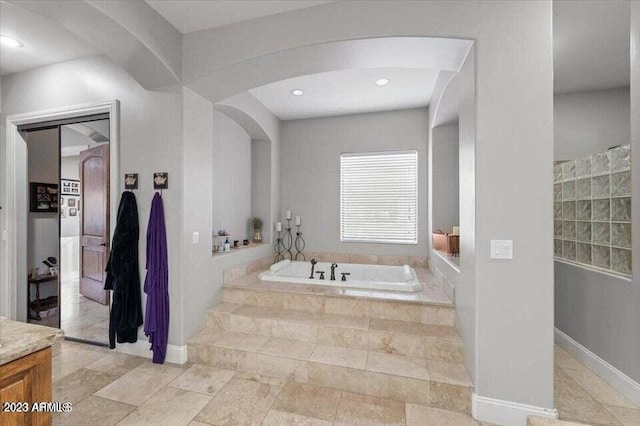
[61,119,110,150]
[553,0,630,94]
[145,0,334,34]
[0,1,98,76]
[2,0,630,97]
[249,67,439,121]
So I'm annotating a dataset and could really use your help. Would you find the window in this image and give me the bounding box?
[340,150,418,244]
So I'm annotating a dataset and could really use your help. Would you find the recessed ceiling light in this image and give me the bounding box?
[375,78,390,86]
[1,35,23,48]
[291,89,304,96]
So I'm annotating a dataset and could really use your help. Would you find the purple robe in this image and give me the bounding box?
[144,192,169,363]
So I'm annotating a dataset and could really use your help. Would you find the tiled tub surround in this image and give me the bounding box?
[554,145,632,276]
[188,261,473,414]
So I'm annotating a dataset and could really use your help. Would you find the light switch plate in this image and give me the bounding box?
[192,231,199,244]
[490,240,513,259]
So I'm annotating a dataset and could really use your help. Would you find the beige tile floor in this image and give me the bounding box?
[51,340,639,426]
[60,279,110,343]
[554,346,639,426]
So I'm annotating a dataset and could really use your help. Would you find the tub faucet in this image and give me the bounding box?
[330,263,338,281]
[309,259,317,279]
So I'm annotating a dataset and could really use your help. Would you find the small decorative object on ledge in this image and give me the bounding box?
[274,211,299,261]
[253,217,263,243]
[283,217,293,259]
[274,223,285,262]
[294,216,305,260]
[214,229,231,253]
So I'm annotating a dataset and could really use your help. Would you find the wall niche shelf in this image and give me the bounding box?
[212,242,267,258]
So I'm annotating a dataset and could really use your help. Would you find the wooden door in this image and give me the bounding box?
[79,144,109,305]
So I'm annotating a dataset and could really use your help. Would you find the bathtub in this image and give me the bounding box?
[259,260,421,292]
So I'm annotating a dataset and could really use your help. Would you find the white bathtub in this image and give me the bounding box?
[259,260,421,292]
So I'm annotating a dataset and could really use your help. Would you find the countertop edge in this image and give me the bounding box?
[0,318,65,366]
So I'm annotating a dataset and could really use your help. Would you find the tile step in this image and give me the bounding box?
[187,330,472,413]
[527,416,591,426]
[207,303,464,362]
[222,287,456,325]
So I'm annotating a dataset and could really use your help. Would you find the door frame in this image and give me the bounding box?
[1,100,119,321]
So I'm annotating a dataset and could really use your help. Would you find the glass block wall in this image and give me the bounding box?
[554,144,632,276]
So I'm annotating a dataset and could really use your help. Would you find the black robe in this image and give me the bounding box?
[105,191,143,348]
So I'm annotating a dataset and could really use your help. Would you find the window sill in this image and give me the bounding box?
[554,258,632,282]
[433,250,460,273]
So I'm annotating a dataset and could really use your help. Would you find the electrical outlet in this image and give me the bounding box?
[192,231,199,244]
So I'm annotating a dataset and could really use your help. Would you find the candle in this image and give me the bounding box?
[286,210,292,220]
[295,216,301,226]
[276,222,282,232]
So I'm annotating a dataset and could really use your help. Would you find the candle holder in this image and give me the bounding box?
[282,219,294,260]
[294,225,306,260]
[274,230,285,263]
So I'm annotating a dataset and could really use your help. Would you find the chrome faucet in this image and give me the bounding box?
[330,262,338,280]
[309,258,317,279]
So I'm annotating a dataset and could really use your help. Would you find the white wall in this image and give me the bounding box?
[554,86,637,383]
[281,108,429,257]
[1,54,184,343]
[212,110,252,241]
[430,51,479,384]
[60,155,80,281]
[431,123,459,234]
[26,128,59,272]
[2,3,557,415]
[0,77,5,317]
[216,92,283,241]
[182,2,555,414]
[555,87,630,160]
[630,0,640,382]
[26,128,59,302]
[60,156,79,238]
[181,88,279,343]
[252,140,272,243]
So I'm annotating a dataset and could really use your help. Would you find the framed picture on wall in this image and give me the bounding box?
[68,198,76,207]
[61,178,80,196]
[69,208,77,217]
[30,182,58,212]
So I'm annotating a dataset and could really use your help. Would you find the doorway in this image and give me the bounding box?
[21,114,112,346]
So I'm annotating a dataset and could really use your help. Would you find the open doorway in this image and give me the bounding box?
[22,115,111,346]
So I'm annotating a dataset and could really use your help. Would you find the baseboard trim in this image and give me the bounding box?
[555,328,640,406]
[115,339,188,365]
[472,392,557,426]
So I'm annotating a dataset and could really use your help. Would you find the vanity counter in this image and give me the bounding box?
[0,317,63,366]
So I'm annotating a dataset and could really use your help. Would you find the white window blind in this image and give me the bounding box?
[340,150,418,244]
